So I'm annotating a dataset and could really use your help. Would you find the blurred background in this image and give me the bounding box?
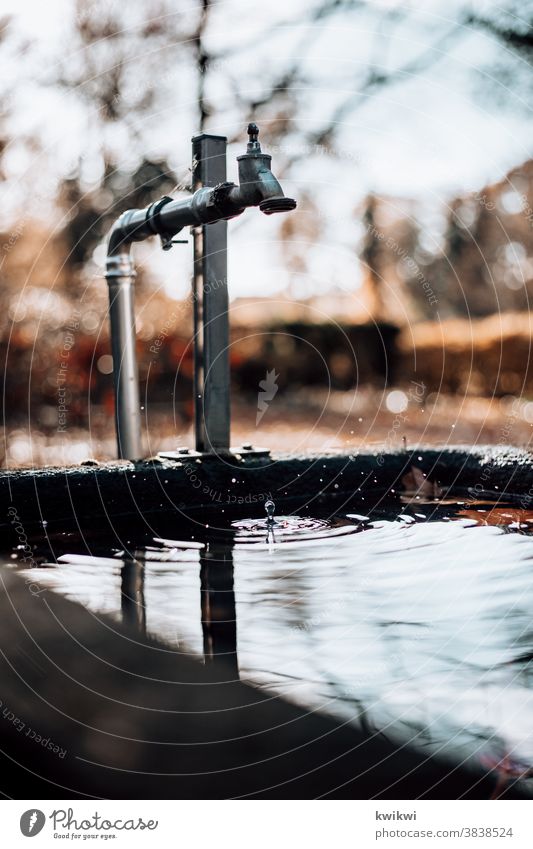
[0,0,532,465]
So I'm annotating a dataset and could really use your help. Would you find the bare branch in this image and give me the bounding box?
[308,19,470,149]
[466,12,533,63]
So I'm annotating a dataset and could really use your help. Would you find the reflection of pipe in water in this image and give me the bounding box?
[121,559,146,634]
[200,542,238,680]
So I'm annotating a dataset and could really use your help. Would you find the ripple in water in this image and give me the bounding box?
[7,499,533,789]
[231,498,358,545]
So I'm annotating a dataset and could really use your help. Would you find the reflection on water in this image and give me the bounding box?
[121,559,146,634]
[200,543,238,681]
[8,499,533,786]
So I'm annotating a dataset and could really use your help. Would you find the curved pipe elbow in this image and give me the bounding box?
[107,208,153,257]
[107,216,131,257]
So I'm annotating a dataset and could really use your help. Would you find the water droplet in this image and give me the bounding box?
[265,499,275,522]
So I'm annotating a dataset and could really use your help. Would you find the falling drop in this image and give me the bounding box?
[265,499,276,523]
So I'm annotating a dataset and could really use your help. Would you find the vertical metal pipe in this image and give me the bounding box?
[105,253,142,460]
[192,225,205,450]
[192,133,230,453]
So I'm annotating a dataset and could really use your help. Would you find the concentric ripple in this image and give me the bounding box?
[231,515,358,545]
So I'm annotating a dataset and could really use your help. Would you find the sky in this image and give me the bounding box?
[0,0,532,299]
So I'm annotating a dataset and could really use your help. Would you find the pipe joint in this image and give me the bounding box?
[105,253,137,281]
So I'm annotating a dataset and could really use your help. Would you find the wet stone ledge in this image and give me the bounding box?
[0,444,531,528]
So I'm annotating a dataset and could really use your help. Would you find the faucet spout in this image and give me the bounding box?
[233,123,296,214]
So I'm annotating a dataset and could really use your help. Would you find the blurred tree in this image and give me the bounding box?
[1,0,531,292]
[0,17,11,182]
[0,0,530,444]
[428,160,533,318]
[359,195,385,321]
[52,1,195,280]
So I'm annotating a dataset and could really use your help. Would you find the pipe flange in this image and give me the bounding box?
[146,195,174,235]
[105,254,137,280]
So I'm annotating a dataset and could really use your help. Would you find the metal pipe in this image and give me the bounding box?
[105,251,142,460]
[104,123,296,459]
[106,125,296,258]
[192,133,230,453]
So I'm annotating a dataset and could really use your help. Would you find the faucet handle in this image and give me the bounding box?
[246,122,261,153]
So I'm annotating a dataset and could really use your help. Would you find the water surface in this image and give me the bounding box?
[7,495,533,785]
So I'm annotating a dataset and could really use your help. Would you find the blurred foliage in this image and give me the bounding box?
[0,0,530,294]
[58,158,178,272]
[0,0,531,443]
[359,159,533,321]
